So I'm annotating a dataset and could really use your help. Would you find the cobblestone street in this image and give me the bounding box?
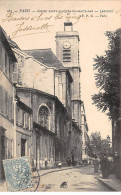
[38,165,111,192]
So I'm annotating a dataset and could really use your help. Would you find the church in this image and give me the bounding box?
[0,22,88,179]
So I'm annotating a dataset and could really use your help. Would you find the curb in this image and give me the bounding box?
[97,177,116,191]
[40,165,84,177]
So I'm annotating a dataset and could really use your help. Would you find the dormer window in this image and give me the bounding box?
[40,57,47,64]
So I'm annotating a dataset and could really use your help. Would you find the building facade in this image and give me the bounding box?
[0,23,89,177]
[0,27,33,180]
[12,45,74,167]
[0,27,17,180]
[16,86,74,168]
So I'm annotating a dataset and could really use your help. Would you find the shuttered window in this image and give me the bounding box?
[10,97,13,121]
[23,112,26,128]
[5,91,7,116]
[0,42,3,70]
[29,115,31,130]
[19,109,23,126]
[0,86,3,113]
[11,140,13,158]
[9,59,11,80]
[8,95,11,119]
[5,53,7,74]
[26,113,29,129]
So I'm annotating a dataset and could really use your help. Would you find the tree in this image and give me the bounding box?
[87,132,102,157]
[92,29,121,120]
[87,132,112,157]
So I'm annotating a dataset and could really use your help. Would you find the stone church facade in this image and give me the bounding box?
[0,22,88,179]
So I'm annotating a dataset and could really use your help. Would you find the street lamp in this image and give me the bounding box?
[107,135,110,142]
[107,135,111,155]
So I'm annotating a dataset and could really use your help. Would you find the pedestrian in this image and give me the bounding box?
[100,153,109,178]
[113,152,120,179]
[66,157,71,166]
[44,155,48,168]
[94,156,99,173]
[108,155,114,175]
[58,161,62,168]
[71,154,75,166]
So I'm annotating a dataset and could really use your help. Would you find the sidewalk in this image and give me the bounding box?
[38,165,83,177]
[97,174,121,191]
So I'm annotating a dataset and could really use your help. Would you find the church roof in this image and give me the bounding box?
[23,48,65,69]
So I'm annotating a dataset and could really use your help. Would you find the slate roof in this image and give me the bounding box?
[23,48,65,69]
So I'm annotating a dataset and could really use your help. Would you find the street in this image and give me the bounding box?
[38,165,111,192]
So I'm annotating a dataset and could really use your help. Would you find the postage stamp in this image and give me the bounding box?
[3,156,32,191]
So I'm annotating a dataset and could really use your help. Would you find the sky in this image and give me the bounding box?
[0,0,121,139]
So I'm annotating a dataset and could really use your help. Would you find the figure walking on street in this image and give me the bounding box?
[94,156,99,173]
[100,153,109,179]
[114,152,120,179]
[66,157,71,166]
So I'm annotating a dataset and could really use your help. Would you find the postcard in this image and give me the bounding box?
[0,0,121,192]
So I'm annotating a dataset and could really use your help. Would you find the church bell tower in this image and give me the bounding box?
[56,22,81,126]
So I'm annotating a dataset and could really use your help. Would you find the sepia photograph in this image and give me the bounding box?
[0,0,121,192]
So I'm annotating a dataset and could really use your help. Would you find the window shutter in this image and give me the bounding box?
[59,83,63,102]
[9,59,11,80]
[8,95,11,119]
[11,140,13,158]
[22,110,24,125]
[12,63,18,84]
[10,97,13,121]
[6,92,9,118]
[19,109,23,126]
[26,113,29,129]
[0,43,3,69]
[5,53,7,74]
[25,113,28,129]
[3,88,5,115]
[5,91,7,116]
[0,86,3,113]
[29,115,31,130]
[24,112,26,128]
[5,137,8,159]
[16,107,20,125]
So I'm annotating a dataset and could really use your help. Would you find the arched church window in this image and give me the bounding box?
[38,106,49,129]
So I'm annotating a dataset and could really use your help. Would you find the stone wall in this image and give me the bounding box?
[14,51,55,95]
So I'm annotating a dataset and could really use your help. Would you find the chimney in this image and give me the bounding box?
[64,22,73,31]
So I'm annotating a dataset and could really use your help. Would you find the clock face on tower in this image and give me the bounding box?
[63,41,71,49]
